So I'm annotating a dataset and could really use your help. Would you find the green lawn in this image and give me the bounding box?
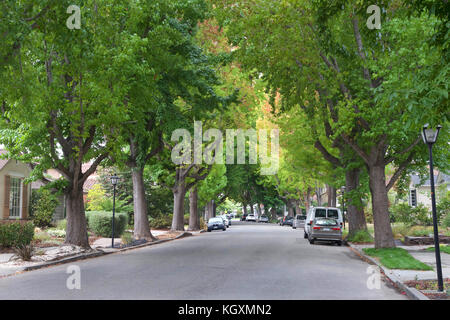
[363,248,433,271]
[426,245,450,255]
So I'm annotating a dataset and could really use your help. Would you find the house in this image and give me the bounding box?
[0,150,32,221]
[1,150,100,222]
[409,171,450,209]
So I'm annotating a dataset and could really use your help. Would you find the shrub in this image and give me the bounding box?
[13,244,35,261]
[149,214,172,229]
[47,228,66,238]
[32,189,58,228]
[199,217,207,231]
[442,213,450,229]
[391,203,432,226]
[183,214,190,226]
[121,232,133,246]
[56,219,67,230]
[347,230,374,243]
[437,191,450,224]
[0,222,35,247]
[85,211,128,237]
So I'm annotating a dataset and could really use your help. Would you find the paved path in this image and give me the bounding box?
[0,222,405,299]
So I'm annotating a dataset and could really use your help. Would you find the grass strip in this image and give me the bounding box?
[363,247,433,270]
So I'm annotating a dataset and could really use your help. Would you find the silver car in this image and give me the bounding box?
[292,215,306,229]
[308,218,342,245]
[258,215,269,223]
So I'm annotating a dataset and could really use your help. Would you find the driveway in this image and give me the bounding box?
[0,222,406,299]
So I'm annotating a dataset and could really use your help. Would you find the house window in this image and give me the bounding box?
[9,177,22,218]
[409,189,417,207]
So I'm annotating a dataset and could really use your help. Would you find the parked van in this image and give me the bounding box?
[304,207,343,239]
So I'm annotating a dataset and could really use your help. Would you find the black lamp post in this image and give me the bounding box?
[110,175,119,248]
[421,124,443,292]
[341,186,346,230]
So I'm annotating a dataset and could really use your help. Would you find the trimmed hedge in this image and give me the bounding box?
[0,221,35,247]
[149,214,172,229]
[85,211,128,237]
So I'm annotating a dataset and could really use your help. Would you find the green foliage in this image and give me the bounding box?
[121,232,133,246]
[31,189,58,228]
[442,213,450,229]
[86,184,133,214]
[347,230,374,243]
[363,247,433,270]
[391,203,432,226]
[46,228,66,238]
[86,211,128,238]
[0,222,34,248]
[56,219,67,231]
[149,214,173,229]
[426,245,450,255]
[437,191,450,225]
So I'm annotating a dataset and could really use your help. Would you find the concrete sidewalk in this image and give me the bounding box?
[352,243,450,281]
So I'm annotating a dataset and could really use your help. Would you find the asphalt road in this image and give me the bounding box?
[0,221,406,299]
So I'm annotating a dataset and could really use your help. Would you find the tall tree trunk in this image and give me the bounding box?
[304,188,311,213]
[250,204,254,215]
[287,200,295,217]
[64,187,90,248]
[369,165,395,248]
[132,167,155,240]
[315,187,323,206]
[294,200,301,216]
[188,187,199,231]
[206,200,215,220]
[270,207,277,220]
[243,203,248,216]
[171,183,186,231]
[345,168,368,237]
[327,185,337,207]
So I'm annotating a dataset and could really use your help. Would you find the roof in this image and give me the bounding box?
[0,150,9,171]
[410,173,449,187]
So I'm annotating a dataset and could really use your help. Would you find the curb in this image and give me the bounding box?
[17,231,201,273]
[23,251,107,271]
[348,243,430,300]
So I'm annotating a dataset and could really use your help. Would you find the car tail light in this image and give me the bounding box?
[332,228,341,231]
[313,226,321,230]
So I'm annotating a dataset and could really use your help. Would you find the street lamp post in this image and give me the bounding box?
[421,124,443,292]
[341,186,346,230]
[110,175,119,248]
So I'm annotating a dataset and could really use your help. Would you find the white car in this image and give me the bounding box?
[304,207,343,239]
[246,214,256,222]
[220,215,230,228]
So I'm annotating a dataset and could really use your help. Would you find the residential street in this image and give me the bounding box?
[0,222,406,300]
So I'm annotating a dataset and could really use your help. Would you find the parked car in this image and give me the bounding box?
[304,207,343,239]
[241,213,248,221]
[207,217,226,232]
[292,214,306,229]
[246,214,256,222]
[279,216,293,226]
[307,218,342,245]
[258,215,269,223]
[220,215,230,228]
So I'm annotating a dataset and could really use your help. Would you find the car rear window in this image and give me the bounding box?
[314,218,338,226]
[327,209,339,219]
[315,209,327,218]
[209,218,222,223]
[297,215,306,220]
